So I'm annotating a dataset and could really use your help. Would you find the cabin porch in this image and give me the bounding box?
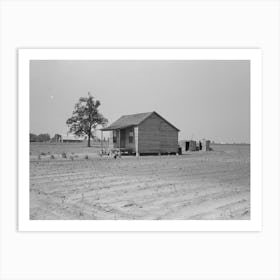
[101,126,138,155]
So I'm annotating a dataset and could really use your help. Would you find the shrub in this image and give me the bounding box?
[37,133,51,142]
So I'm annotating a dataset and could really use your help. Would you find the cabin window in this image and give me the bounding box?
[113,130,117,143]
[129,128,134,143]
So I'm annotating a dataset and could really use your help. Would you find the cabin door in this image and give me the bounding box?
[120,129,126,148]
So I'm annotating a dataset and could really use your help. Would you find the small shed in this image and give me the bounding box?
[101,111,180,155]
[202,140,211,151]
[179,140,197,152]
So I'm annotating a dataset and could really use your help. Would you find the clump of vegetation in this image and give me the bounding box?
[61,195,66,206]
[85,155,89,160]
[50,155,55,159]
[40,152,46,156]
[61,152,67,158]
[30,133,50,142]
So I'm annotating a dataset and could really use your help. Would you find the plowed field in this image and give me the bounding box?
[30,144,250,220]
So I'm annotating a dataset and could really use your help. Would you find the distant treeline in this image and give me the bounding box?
[30,133,50,142]
[30,133,109,143]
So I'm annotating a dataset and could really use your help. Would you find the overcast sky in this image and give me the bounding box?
[30,60,250,143]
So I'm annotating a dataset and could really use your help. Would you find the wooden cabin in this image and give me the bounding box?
[101,111,180,155]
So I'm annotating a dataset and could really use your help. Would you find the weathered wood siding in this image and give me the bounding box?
[138,113,160,153]
[138,113,178,153]
[159,119,178,153]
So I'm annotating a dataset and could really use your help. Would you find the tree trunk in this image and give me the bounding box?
[87,133,91,147]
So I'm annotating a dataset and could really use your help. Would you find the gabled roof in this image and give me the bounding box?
[101,112,152,131]
[101,111,180,131]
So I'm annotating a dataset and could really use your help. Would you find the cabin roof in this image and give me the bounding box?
[101,112,152,131]
[101,111,180,131]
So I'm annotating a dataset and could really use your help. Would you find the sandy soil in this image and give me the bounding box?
[30,144,250,220]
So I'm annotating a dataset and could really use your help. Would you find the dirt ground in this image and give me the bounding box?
[30,144,250,220]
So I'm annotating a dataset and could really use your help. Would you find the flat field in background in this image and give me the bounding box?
[30,143,250,220]
[30,141,106,156]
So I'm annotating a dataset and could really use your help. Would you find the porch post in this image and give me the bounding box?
[118,129,120,149]
[134,126,139,156]
[101,130,103,152]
